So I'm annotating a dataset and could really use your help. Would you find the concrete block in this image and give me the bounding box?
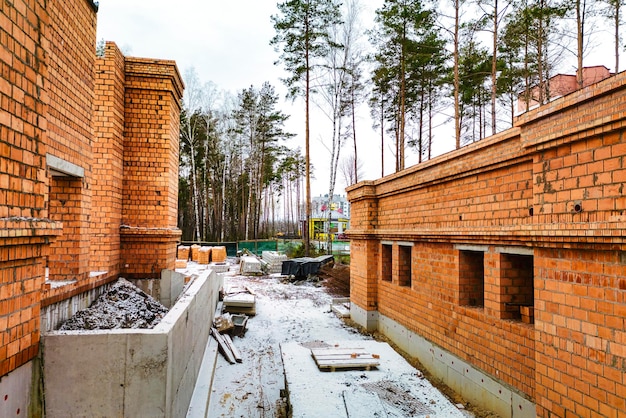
[124,332,168,418]
[44,332,127,417]
[42,269,220,418]
[240,256,262,274]
[0,362,33,418]
[512,391,536,418]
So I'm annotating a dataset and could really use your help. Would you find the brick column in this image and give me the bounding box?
[346,182,379,330]
[120,58,184,278]
[90,43,126,274]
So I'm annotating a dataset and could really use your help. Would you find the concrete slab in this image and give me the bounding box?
[281,340,466,418]
[240,256,262,274]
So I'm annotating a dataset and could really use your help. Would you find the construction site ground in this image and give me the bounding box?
[194,261,479,418]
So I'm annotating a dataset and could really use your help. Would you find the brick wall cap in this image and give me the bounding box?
[124,57,184,100]
[347,127,520,201]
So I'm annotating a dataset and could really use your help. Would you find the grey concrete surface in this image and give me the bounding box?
[42,268,220,418]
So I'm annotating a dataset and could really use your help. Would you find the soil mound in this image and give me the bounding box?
[59,278,169,330]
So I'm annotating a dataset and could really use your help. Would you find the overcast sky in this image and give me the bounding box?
[96,0,392,199]
[96,1,618,198]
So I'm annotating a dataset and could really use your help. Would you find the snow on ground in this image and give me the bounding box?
[206,268,473,418]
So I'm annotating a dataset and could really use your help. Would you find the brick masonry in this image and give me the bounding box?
[0,0,184,393]
[347,71,626,417]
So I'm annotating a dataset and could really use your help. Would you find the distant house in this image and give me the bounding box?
[309,195,351,241]
[517,65,612,113]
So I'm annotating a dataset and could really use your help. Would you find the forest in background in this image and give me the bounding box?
[178,0,624,243]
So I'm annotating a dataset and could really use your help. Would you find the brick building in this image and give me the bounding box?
[347,71,626,417]
[0,0,183,414]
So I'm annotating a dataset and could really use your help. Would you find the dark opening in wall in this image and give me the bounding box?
[500,253,534,323]
[459,250,485,307]
[381,243,392,282]
[398,245,412,287]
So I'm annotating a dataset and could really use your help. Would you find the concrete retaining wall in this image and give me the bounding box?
[351,303,535,418]
[42,268,220,418]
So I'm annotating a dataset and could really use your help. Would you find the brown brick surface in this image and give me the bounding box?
[0,2,183,381]
[348,71,626,417]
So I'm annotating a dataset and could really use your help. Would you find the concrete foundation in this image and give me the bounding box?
[350,303,379,332]
[42,268,220,418]
[351,306,535,418]
[0,361,35,417]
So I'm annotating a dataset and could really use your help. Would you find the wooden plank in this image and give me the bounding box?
[311,347,367,356]
[211,327,236,364]
[311,347,380,371]
[223,334,243,363]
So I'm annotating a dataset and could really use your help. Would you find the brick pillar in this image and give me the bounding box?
[90,43,126,274]
[120,58,184,278]
[346,182,379,330]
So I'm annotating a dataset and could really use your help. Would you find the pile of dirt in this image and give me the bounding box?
[59,278,169,330]
[319,262,350,297]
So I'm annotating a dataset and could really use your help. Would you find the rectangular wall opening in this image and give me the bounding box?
[381,243,392,282]
[500,253,534,323]
[459,250,484,307]
[398,245,412,287]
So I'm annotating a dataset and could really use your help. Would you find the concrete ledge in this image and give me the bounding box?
[185,302,222,418]
[42,269,220,418]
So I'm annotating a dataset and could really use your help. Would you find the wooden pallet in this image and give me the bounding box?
[310,347,380,371]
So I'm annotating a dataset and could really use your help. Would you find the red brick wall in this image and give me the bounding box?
[45,0,96,282]
[0,0,61,379]
[348,71,626,417]
[0,0,184,383]
[535,248,626,417]
[120,58,184,277]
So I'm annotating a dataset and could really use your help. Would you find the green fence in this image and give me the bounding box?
[180,239,348,259]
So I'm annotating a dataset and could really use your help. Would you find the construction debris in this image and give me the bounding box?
[222,286,256,315]
[281,255,334,279]
[330,297,350,318]
[211,327,242,364]
[310,345,380,372]
[240,255,263,275]
[262,251,288,274]
[59,278,168,330]
[214,313,234,334]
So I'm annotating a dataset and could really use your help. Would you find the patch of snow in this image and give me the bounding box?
[205,271,474,418]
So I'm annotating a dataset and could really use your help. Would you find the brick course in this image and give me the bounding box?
[348,71,626,417]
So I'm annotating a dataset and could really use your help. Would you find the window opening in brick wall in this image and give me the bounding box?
[381,243,392,282]
[459,250,484,307]
[398,245,412,287]
[500,253,534,324]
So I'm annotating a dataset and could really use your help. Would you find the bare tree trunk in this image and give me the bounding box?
[305,25,312,256]
[616,1,620,73]
[454,0,461,149]
[381,97,385,178]
[491,0,498,135]
[352,89,358,183]
[576,0,584,89]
